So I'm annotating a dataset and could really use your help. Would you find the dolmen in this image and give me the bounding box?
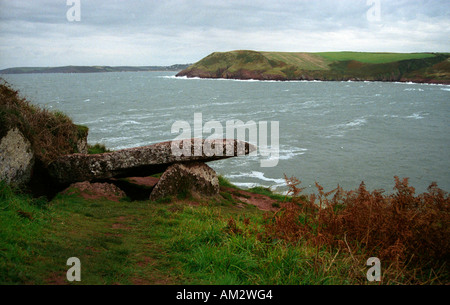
[48,138,256,201]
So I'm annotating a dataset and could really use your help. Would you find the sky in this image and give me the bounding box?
[0,0,449,69]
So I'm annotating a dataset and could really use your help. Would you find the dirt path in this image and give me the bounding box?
[221,186,282,212]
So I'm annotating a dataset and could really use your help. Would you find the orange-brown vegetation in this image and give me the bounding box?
[263,175,449,283]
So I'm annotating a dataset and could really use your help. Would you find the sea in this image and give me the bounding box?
[2,71,449,195]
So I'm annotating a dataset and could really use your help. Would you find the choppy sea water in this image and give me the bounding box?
[2,71,449,194]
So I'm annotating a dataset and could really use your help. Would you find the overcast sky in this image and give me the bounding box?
[0,0,449,68]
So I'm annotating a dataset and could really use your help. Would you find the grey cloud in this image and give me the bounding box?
[0,0,449,68]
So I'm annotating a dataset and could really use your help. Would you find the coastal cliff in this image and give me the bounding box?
[176,50,450,84]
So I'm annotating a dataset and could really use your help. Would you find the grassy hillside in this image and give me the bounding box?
[0,81,88,165]
[1,175,448,285]
[176,50,450,84]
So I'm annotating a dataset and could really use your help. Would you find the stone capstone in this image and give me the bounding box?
[0,128,35,187]
[48,138,255,185]
[149,162,219,201]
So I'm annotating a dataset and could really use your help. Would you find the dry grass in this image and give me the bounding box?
[263,175,449,284]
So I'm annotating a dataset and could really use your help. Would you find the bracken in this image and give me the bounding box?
[263,175,449,283]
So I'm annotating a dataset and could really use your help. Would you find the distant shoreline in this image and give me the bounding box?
[0,64,191,74]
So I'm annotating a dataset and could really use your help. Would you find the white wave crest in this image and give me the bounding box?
[406,113,424,119]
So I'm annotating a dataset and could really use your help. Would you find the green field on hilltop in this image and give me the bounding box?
[316,51,436,64]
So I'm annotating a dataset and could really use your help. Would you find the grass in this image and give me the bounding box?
[0,180,176,284]
[87,143,111,154]
[247,186,290,202]
[316,52,436,64]
[218,175,239,190]
[0,182,50,283]
[262,52,331,70]
[0,181,354,285]
[1,175,447,285]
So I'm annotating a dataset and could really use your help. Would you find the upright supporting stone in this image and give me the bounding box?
[149,162,219,201]
[0,128,35,187]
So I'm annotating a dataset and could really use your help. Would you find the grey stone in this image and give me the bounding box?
[149,162,219,201]
[0,128,35,187]
[63,181,126,202]
[76,137,88,154]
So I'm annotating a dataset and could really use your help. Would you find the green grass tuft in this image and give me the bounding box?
[248,186,289,202]
[87,143,111,154]
[218,175,239,189]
